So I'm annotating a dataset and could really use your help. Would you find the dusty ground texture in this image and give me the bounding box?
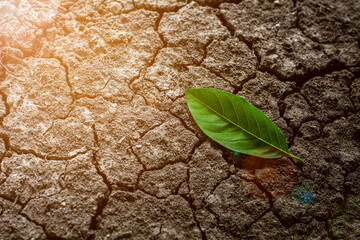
[0,0,359,239]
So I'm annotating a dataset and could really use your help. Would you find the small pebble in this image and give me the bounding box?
[342,17,352,23]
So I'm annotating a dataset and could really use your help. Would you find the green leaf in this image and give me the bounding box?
[185,88,303,162]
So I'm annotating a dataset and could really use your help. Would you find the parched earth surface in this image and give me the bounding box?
[0,0,359,239]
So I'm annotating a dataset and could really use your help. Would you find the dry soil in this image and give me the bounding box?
[0,0,359,239]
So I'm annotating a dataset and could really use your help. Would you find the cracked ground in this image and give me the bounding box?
[0,0,359,239]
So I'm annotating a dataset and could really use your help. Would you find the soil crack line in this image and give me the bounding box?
[19,210,66,240]
[0,90,11,126]
[53,57,76,105]
[89,125,112,231]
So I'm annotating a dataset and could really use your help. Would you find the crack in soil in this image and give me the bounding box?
[179,193,208,240]
[89,125,112,231]
[245,205,272,232]
[0,90,10,126]
[53,57,76,105]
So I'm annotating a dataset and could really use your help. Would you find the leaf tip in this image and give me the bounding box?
[290,154,304,163]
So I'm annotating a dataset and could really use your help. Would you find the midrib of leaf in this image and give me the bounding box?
[187,91,303,162]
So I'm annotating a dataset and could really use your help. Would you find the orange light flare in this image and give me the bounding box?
[240,155,296,201]
[0,1,59,56]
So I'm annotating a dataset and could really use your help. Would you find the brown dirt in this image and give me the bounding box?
[0,0,359,239]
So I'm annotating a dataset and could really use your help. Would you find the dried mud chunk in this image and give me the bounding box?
[99,105,167,142]
[0,58,72,119]
[114,105,170,138]
[345,167,360,197]
[22,190,99,239]
[51,10,162,100]
[133,117,198,169]
[221,1,326,80]
[3,103,52,138]
[309,188,345,221]
[240,71,295,121]
[68,0,104,19]
[131,78,173,110]
[301,70,354,122]
[184,65,235,93]
[97,148,142,188]
[292,136,347,190]
[64,152,108,197]
[298,120,321,140]
[178,181,190,196]
[64,56,135,102]
[96,104,168,143]
[0,153,66,204]
[323,42,360,67]
[0,1,56,54]
[68,97,117,125]
[220,1,296,43]
[17,0,60,28]
[195,208,235,239]
[141,65,183,99]
[0,152,106,205]
[6,116,95,158]
[103,0,134,14]
[145,64,234,99]
[99,80,134,104]
[290,134,351,221]
[255,28,330,80]
[67,63,133,103]
[97,190,201,239]
[297,142,340,182]
[139,162,188,198]
[95,123,142,188]
[297,0,360,43]
[273,194,312,225]
[204,172,270,237]
[159,2,228,61]
[321,113,360,171]
[188,141,229,208]
[283,93,312,128]
[134,0,187,11]
[273,181,339,230]
[95,107,169,187]
[328,197,360,240]
[351,78,360,111]
[251,211,327,239]
[154,47,199,67]
[202,38,257,87]
[0,198,45,240]
[248,211,289,239]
